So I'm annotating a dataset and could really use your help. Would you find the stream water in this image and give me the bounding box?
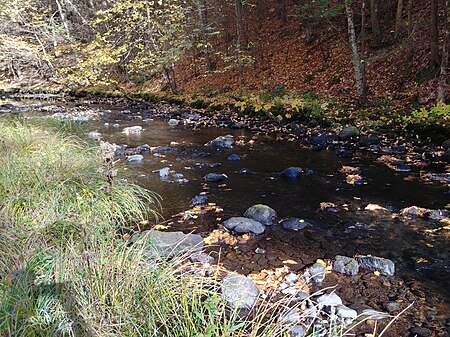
[2,97,450,325]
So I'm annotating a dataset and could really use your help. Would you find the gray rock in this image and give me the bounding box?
[442,139,450,149]
[316,292,342,308]
[410,327,432,337]
[278,310,301,324]
[135,230,204,258]
[190,195,208,206]
[205,135,235,149]
[243,204,277,226]
[123,125,142,133]
[360,308,390,320]
[333,255,359,276]
[221,274,259,310]
[88,131,101,140]
[280,218,310,231]
[280,167,303,178]
[159,167,170,177]
[336,305,357,319]
[127,154,144,163]
[384,301,401,312]
[339,126,359,139]
[204,173,228,183]
[309,263,326,283]
[290,325,307,337]
[285,272,298,284]
[168,119,179,126]
[357,255,395,276]
[228,154,241,161]
[222,217,266,234]
[189,252,214,265]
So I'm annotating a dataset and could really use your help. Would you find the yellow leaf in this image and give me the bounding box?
[374,271,381,276]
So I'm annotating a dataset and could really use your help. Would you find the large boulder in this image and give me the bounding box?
[357,255,395,276]
[221,274,259,310]
[280,167,303,179]
[280,218,310,231]
[244,204,277,226]
[134,230,204,258]
[333,255,359,276]
[222,217,266,234]
[339,126,359,140]
[205,135,235,149]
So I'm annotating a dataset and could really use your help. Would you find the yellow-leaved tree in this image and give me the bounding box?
[65,0,189,93]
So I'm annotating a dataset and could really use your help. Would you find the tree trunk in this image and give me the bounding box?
[235,0,244,95]
[235,0,249,48]
[431,0,440,67]
[395,0,403,37]
[370,0,382,46]
[438,0,449,103]
[361,0,367,92]
[198,0,213,70]
[164,65,178,94]
[345,0,367,104]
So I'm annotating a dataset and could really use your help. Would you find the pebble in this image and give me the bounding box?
[316,293,342,308]
[336,305,357,319]
[285,272,299,284]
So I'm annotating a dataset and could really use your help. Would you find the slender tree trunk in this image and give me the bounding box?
[370,0,381,46]
[198,0,213,70]
[235,0,248,48]
[361,0,367,92]
[395,0,403,37]
[55,0,70,36]
[405,0,415,76]
[438,0,449,103]
[431,0,440,67]
[235,0,244,95]
[345,0,367,104]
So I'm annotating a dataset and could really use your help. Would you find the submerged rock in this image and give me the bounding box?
[127,154,144,163]
[280,218,310,231]
[222,217,265,234]
[159,167,170,178]
[228,154,241,161]
[357,255,395,276]
[333,255,359,276]
[205,135,235,149]
[280,167,303,178]
[244,204,277,226]
[88,131,101,140]
[190,195,208,206]
[204,173,228,183]
[122,125,142,133]
[221,274,259,310]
